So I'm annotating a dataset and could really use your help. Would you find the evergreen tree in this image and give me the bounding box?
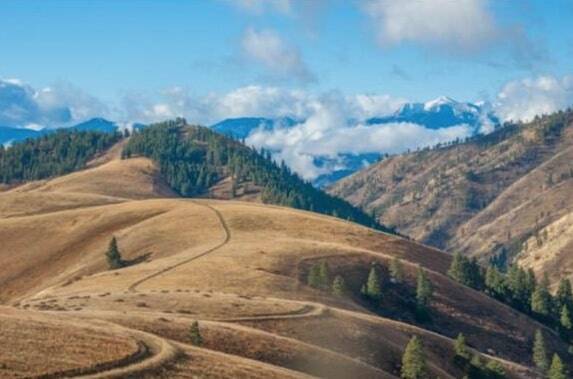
[416,267,433,308]
[318,261,330,290]
[190,320,203,346]
[401,336,428,379]
[556,278,573,310]
[560,305,572,330]
[390,257,405,283]
[365,265,382,300]
[485,360,506,379]
[106,237,124,269]
[485,265,506,299]
[447,253,483,289]
[548,354,567,379]
[448,252,466,283]
[332,275,348,296]
[454,333,470,360]
[532,329,548,373]
[531,274,553,317]
[307,264,322,289]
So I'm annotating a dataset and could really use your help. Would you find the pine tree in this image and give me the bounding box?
[307,264,322,289]
[454,333,470,359]
[556,278,573,310]
[416,267,433,308]
[190,320,203,346]
[448,252,466,283]
[560,305,572,330]
[485,265,506,299]
[318,261,330,290]
[365,265,382,300]
[106,236,124,269]
[401,336,427,379]
[532,329,548,373]
[548,354,567,379]
[390,257,405,283]
[332,275,348,296]
[485,360,506,378]
[531,274,552,317]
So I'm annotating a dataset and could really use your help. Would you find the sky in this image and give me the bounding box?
[1,0,573,178]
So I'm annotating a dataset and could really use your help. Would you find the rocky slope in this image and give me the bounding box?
[330,109,573,283]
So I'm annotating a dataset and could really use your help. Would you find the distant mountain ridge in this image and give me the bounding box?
[367,96,499,133]
[0,118,147,146]
[209,97,499,187]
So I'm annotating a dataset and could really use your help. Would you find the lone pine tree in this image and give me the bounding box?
[190,320,203,346]
[106,237,125,269]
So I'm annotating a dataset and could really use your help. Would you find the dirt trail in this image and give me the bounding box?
[128,200,230,292]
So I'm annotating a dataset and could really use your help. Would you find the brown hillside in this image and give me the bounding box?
[329,110,573,284]
[0,148,567,377]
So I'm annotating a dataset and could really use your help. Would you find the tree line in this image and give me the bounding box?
[122,119,392,232]
[0,129,121,184]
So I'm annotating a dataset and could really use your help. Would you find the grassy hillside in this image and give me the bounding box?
[329,109,573,281]
[122,118,390,232]
[0,152,570,377]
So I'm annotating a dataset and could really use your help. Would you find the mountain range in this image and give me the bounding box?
[1,97,499,188]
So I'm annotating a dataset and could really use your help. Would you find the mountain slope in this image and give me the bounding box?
[123,119,387,231]
[329,109,573,283]
[0,150,567,377]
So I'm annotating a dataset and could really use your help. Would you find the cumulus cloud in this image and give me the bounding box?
[121,85,406,127]
[360,0,544,67]
[495,75,573,122]
[0,79,110,129]
[246,99,471,179]
[241,27,316,83]
[361,0,498,52]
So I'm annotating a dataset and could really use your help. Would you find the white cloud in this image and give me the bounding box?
[241,27,316,83]
[246,99,471,179]
[495,75,573,122]
[0,79,111,128]
[361,0,498,52]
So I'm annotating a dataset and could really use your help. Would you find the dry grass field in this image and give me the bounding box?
[0,150,568,378]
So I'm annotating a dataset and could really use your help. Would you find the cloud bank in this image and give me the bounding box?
[495,75,573,122]
[0,79,108,128]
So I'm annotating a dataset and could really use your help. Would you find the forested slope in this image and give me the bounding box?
[330,109,573,277]
[123,119,389,232]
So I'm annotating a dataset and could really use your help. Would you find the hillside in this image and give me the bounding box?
[0,138,569,377]
[329,109,573,283]
[123,119,386,232]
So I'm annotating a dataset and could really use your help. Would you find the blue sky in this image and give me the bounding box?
[2,0,572,105]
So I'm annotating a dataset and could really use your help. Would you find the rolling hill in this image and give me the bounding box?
[329,109,573,286]
[0,123,571,378]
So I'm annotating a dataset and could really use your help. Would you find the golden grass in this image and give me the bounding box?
[0,155,568,378]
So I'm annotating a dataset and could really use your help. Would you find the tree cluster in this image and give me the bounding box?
[122,119,390,231]
[0,129,121,184]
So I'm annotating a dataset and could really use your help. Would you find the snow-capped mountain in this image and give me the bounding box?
[209,97,499,187]
[367,96,499,133]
